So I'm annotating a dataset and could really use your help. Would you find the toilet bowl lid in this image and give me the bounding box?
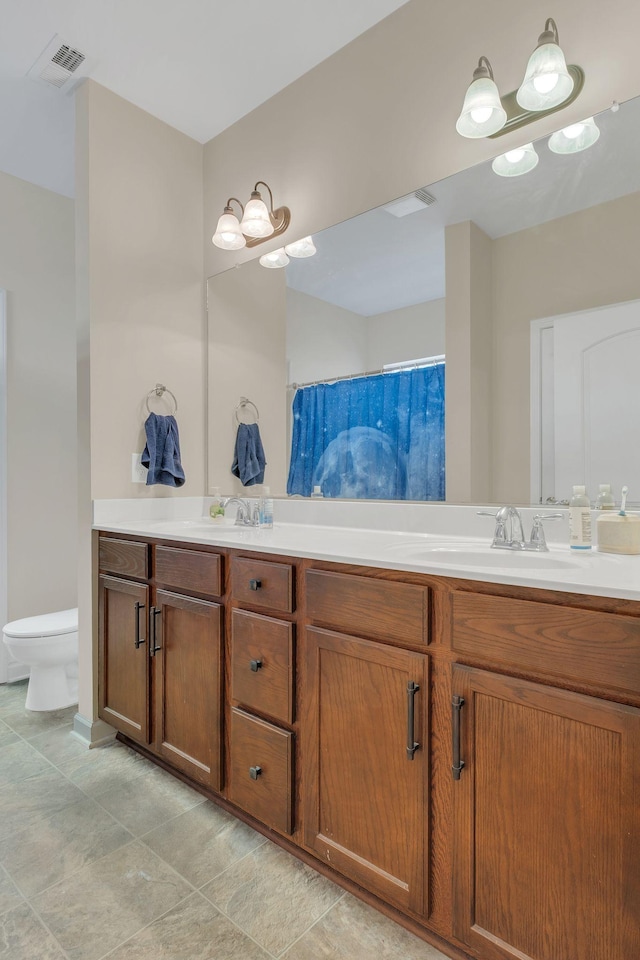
[3,608,78,639]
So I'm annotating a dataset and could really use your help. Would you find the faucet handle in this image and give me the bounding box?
[529,513,563,550]
[477,510,498,518]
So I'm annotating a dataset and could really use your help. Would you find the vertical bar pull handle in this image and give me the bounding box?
[452,695,465,780]
[406,681,420,760]
[134,601,145,648]
[149,607,162,657]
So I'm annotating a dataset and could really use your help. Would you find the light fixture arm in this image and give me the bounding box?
[224,197,245,217]
[539,18,559,46]
[473,56,495,82]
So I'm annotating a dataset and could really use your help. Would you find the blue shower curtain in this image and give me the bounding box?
[287,364,445,500]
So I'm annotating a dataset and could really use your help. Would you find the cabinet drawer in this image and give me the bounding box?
[99,537,149,580]
[155,545,222,597]
[231,610,294,724]
[306,569,428,645]
[228,708,293,834]
[452,592,640,697]
[231,557,294,613]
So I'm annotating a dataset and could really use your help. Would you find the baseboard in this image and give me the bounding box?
[71,713,116,749]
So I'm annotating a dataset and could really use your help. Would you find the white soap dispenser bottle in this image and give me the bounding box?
[569,485,592,550]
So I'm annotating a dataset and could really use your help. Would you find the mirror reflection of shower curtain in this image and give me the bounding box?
[287,364,445,500]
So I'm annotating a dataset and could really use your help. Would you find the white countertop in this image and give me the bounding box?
[94,499,640,602]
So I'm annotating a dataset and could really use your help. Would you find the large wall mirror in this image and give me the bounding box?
[207,94,640,506]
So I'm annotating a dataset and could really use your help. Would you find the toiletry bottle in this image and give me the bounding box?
[569,485,592,550]
[209,486,225,521]
[259,486,273,529]
[311,485,323,498]
[595,483,616,510]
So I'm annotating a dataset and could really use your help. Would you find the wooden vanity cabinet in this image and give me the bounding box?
[450,588,640,960]
[98,535,224,791]
[227,556,296,835]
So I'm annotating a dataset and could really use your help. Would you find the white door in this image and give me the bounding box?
[553,298,640,505]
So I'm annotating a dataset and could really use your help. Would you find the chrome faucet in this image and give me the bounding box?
[478,506,563,551]
[221,497,260,526]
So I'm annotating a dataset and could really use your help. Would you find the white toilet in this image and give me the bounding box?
[2,608,78,711]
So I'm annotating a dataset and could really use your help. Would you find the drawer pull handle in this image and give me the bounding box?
[452,695,465,780]
[249,578,262,591]
[406,681,420,760]
[249,765,262,780]
[134,601,146,649]
[149,607,162,657]
[250,659,263,672]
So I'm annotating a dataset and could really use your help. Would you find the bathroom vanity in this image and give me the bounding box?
[95,513,640,960]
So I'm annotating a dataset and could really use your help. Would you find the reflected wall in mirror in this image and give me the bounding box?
[208,95,640,505]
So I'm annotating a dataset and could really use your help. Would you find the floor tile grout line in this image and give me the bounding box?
[18,896,74,960]
[273,890,348,958]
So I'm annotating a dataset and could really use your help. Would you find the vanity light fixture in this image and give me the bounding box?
[455,57,507,138]
[284,236,317,258]
[259,248,290,269]
[491,143,539,177]
[456,18,584,141]
[212,180,291,250]
[548,116,600,154]
[517,19,574,112]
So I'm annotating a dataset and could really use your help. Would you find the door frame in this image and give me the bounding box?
[530,316,555,506]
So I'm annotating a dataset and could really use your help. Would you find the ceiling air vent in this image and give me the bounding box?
[382,189,437,218]
[27,35,88,90]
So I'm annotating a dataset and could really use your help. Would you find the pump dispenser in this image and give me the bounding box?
[569,485,592,549]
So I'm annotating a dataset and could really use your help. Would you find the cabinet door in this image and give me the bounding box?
[303,627,428,915]
[98,575,150,745]
[152,589,223,792]
[452,665,640,960]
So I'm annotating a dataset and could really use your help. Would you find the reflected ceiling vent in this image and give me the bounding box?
[27,34,88,89]
[383,189,437,218]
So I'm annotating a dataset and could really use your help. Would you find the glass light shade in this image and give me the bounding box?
[212,212,246,250]
[491,143,539,177]
[284,236,317,258]
[259,248,290,269]
[516,42,574,110]
[548,117,600,154]
[240,196,274,238]
[456,77,507,138]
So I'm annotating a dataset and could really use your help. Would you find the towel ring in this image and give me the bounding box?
[235,397,260,424]
[146,383,178,415]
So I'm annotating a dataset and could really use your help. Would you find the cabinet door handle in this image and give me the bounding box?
[406,681,420,760]
[149,607,162,657]
[249,579,262,591]
[249,765,262,780]
[134,601,146,649]
[452,695,465,780]
[250,659,263,672]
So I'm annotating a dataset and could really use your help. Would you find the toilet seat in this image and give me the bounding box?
[3,608,78,639]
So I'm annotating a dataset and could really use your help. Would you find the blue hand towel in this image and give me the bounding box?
[141,413,186,487]
[231,422,266,486]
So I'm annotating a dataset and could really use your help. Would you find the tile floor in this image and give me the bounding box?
[0,679,449,960]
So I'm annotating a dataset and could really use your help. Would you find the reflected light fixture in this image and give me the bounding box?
[456,19,583,141]
[259,248,290,269]
[516,18,574,111]
[456,57,507,138]
[284,236,317,258]
[548,116,600,154]
[212,180,291,250]
[491,143,539,177]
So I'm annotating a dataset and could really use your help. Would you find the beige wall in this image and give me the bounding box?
[203,0,640,281]
[76,81,204,722]
[208,261,287,497]
[0,171,76,622]
[492,190,640,503]
[286,288,367,385]
[366,300,445,369]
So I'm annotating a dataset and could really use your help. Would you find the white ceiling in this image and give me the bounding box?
[286,95,640,316]
[0,0,409,197]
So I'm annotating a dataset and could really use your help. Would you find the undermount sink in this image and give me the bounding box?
[388,541,582,570]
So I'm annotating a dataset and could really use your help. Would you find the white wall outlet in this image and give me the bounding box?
[131,453,147,483]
